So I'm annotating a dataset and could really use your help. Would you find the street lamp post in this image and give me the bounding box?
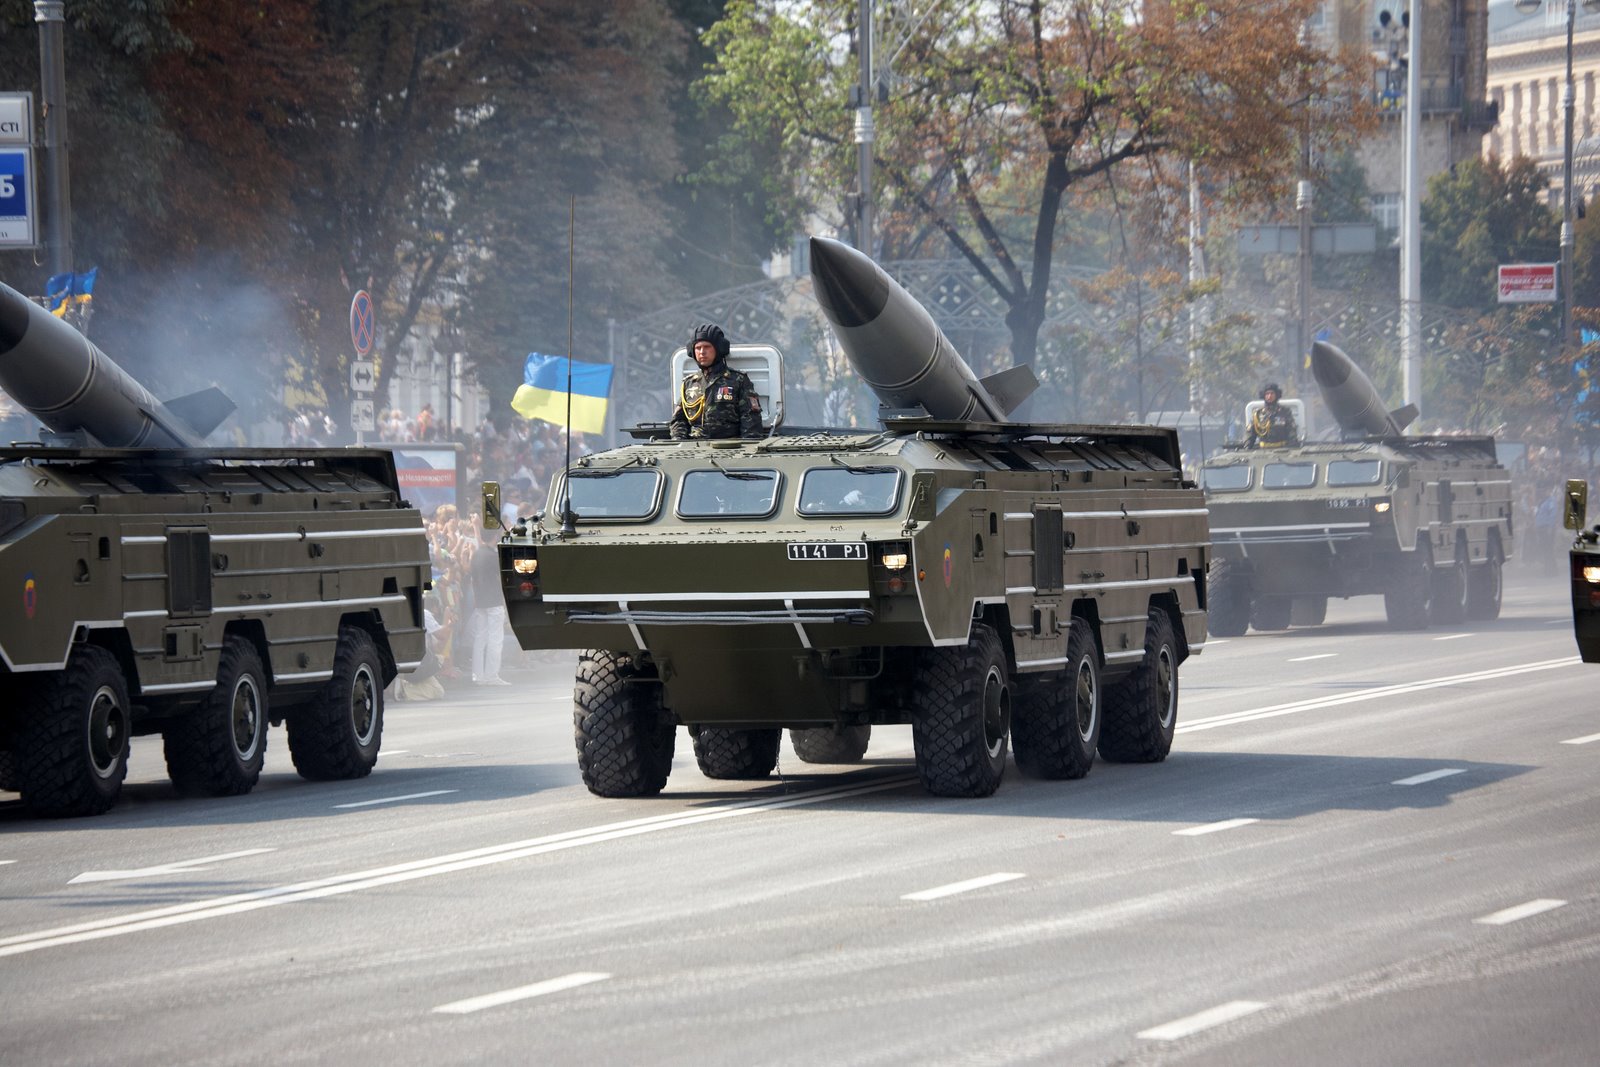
[1514,0,1600,354]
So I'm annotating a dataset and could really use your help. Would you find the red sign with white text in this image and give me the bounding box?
[1498,263,1558,303]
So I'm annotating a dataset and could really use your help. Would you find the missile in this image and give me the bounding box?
[1309,340,1418,438]
[809,236,1037,423]
[0,279,233,447]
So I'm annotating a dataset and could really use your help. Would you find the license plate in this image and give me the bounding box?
[787,542,867,561]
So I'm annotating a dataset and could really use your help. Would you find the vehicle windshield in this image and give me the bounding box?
[677,468,782,517]
[1263,462,1318,489]
[1327,459,1383,487]
[798,467,902,515]
[560,468,664,520]
[1201,465,1251,491]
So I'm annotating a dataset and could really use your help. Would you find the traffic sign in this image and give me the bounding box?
[350,359,376,394]
[0,93,32,144]
[350,289,375,356]
[0,147,37,248]
[350,398,376,433]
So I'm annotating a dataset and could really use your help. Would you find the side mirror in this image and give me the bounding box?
[1564,478,1588,531]
[482,481,502,530]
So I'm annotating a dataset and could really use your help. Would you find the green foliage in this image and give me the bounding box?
[1421,155,1559,312]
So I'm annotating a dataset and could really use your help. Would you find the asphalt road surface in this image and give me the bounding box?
[3,570,1597,1066]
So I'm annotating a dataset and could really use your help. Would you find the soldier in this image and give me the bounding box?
[669,323,763,440]
[1247,381,1298,448]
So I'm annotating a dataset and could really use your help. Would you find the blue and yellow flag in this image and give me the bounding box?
[46,268,98,317]
[510,353,613,434]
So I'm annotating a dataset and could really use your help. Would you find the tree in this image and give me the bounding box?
[701,0,1374,364]
[1421,155,1559,313]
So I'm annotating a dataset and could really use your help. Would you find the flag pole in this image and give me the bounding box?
[559,196,578,538]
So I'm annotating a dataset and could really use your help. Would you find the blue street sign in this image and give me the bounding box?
[0,147,37,248]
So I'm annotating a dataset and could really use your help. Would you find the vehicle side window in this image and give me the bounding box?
[677,468,782,518]
[797,467,902,515]
[558,468,664,520]
[1327,460,1382,487]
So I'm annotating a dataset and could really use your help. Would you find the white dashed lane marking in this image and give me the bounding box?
[1173,818,1259,837]
[1288,653,1337,662]
[1474,899,1567,926]
[1560,732,1600,745]
[1137,1000,1268,1041]
[333,790,458,809]
[1432,633,1473,641]
[1392,769,1465,786]
[902,872,1025,902]
[433,972,610,1014]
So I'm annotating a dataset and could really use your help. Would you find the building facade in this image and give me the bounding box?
[1485,2,1600,205]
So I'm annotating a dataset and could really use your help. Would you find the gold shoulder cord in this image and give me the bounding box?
[679,375,706,427]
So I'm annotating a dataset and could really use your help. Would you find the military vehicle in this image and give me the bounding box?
[1200,341,1514,635]
[486,236,1209,799]
[1562,478,1600,661]
[0,280,430,817]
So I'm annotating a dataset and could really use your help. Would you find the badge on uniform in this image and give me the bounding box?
[716,386,734,402]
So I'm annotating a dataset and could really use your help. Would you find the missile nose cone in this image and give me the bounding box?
[1309,340,1351,389]
[809,236,890,329]
[0,281,33,355]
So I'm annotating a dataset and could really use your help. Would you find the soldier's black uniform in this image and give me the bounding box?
[669,323,763,439]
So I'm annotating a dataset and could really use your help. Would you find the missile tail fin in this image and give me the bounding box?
[164,387,237,440]
[1387,402,1419,434]
[977,364,1039,417]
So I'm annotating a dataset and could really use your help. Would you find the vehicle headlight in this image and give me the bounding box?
[512,558,539,575]
[1373,501,1391,513]
[1583,564,1600,584]
[881,551,909,571]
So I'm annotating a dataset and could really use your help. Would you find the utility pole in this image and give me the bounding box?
[1400,0,1422,416]
[853,0,874,253]
[34,0,71,277]
[1187,161,1207,415]
[1562,0,1578,359]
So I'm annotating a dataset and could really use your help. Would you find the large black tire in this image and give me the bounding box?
[1100,608,1179,763]
[1384,543,1432,631]
[909,623,1011,797]
[692,726,781,780]
[163,637,268,797]
[573,650,675,797]
[287,625,384,781]
[1251,596,1292,632]
[1465,551,1503,621]
[790,725,871,764]
[17,647,131,818]
[1011,618,1099,780]
[1430,545,1469,626]
[1290,596,1328,627]
[1208,559,1251,637]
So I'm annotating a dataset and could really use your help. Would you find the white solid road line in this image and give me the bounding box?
[0,774,917,959]
[1560,731,1600,745]
[1474,899,1567,926]
[902,872,1025,902]
[1432,633,1473,641]
[1392,768,1465,786]
[333,790,458,809]
[433,972,610,1015]
[0,860,14,866]
[1137,1000,1268,1041]
[68,848,277,886]
[1180,657,1577,734]
[1173,818,1259,837]
[1288,653,1337,662]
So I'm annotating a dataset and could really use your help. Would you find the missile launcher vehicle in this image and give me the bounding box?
[486,237,1210,799]
[0,280,430,817]
[1199,341,1514,635]
[1561,479,1600,662]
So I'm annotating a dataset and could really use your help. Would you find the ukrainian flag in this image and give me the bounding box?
[510,353,613,434]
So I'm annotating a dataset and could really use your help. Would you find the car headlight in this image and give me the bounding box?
[1584,564,1600,584]
[1373,501,1391,513]
[512,558,539,575]
[880,551,909,571]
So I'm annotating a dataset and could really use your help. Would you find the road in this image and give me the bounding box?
[2,570,1597,1066]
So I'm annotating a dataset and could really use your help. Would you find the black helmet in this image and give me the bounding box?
[1259,381,1283,401]
[690,323,730,361]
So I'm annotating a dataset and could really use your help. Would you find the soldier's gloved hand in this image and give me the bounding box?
[690,427,704,438]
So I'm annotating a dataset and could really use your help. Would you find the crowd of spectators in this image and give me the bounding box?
[370,406,601,694]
